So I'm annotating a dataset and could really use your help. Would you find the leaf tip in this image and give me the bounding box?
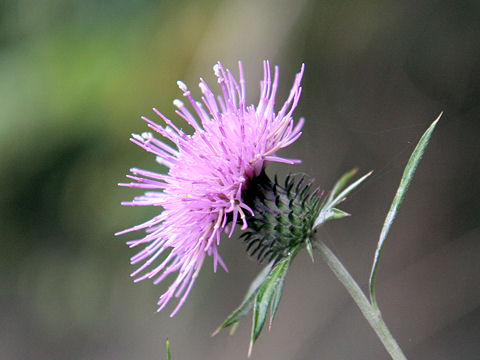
[432,112,442,128]
[166,338,172,360]
[306,239,315,263]
[229,323,239,336]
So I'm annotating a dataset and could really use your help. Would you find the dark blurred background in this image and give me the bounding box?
[1,0,479,359]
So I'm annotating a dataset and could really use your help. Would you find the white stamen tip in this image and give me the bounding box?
[199,82,207,93]
[141,132,152,139]
[177,80,188,92]
[213,64,221,77]
[173,99,184,108]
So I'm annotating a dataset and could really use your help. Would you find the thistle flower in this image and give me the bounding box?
[117,61,305,316]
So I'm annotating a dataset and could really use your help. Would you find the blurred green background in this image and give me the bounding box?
[1,0,479,359]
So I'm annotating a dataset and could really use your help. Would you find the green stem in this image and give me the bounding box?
[315,239,407,360]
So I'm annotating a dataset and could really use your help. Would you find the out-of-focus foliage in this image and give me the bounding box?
[1,0,479,359]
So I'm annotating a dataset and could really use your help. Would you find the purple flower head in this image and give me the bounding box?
[117,61,305,316]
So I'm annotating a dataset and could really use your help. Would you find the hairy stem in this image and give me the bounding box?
[315,239,407,360]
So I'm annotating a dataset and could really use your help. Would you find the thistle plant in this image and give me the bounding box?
[117,60,441,359]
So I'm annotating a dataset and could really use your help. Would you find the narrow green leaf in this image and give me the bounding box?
[269,263,288,330]
[305,238,315,263]
[326,208,351,221]
[314,171,372,229]
[249,256,291,357]
[250,295,270,356]
[329,170,373,208]
[369,114,441,308]
[328,168,358,202]
[166,338,172,360]
[212,261,273,336]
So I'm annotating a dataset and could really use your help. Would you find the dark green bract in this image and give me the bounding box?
[241,171,322,264]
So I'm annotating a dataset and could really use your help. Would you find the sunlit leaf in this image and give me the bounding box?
[369,113,441,308]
